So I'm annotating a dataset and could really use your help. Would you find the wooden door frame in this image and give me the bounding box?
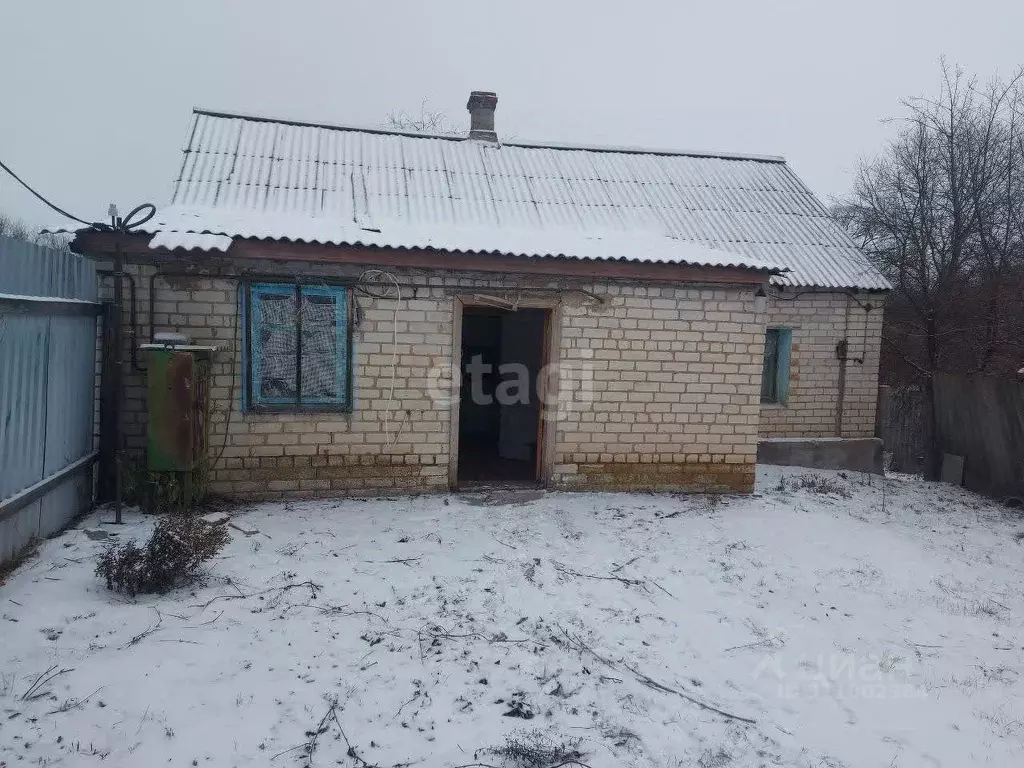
[448,295,562,489]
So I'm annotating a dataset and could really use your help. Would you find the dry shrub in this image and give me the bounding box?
[698,747,734,768]
[96,515,229,596]
[485,730,585,767]
[776,474,852,498]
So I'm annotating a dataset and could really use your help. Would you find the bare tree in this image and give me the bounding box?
[384,101,462,136]
[0,211,71,250]
[0,212,32,242]
[840,62,1024,477]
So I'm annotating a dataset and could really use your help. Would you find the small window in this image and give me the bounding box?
[761,328,792,404]
[244,282,352,411]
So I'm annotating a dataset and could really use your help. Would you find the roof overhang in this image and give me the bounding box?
[72,230,778,286]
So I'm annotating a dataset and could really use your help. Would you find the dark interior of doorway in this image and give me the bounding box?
[457,307,546,485]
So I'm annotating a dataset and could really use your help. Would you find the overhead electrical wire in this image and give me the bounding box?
[0,157,156,233]
[0,157,94,227]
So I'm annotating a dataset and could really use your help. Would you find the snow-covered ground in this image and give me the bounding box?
[1,467,1022,767]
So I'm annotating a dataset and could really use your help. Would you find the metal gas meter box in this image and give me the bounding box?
[141,343,217,472]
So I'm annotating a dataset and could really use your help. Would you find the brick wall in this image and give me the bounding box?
[759,291,885,438]
[552,286,765,492]
[100,258,771,498]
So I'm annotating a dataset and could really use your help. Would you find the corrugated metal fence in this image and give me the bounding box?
[0,236,100,566]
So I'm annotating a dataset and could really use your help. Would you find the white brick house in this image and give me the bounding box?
[75,92,889,498]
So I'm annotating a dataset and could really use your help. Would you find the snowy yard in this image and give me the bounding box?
[1,468,1023,768]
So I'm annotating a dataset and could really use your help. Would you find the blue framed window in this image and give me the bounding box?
[244,282,352,412]
[761,328,792,404]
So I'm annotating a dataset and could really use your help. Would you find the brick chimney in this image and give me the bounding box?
[467,91,498,142]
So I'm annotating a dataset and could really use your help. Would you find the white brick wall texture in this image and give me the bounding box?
[760,292,885,438]
[98,259,880,498]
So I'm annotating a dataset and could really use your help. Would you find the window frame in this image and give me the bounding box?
[760,327,792,405]
[242,280,354,414]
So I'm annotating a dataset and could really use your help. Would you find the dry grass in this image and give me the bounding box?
[0,539,40,588]
[775,474,853,498]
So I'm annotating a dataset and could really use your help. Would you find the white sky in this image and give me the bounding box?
[1,0,1022,231]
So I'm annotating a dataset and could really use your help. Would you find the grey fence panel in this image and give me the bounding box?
[933,373,1024,500]
[0,235,100,565]
[44,316,97,473]
[0,315,48,500]
[0,236,97,299]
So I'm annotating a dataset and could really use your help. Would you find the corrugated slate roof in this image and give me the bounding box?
[143,108,889,290]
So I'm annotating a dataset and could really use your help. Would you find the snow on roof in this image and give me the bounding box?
[142,108,890,290]
[143,208,785,271]
[148,231,232,252]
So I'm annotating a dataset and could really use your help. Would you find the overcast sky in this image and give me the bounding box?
[2,0,1022,232]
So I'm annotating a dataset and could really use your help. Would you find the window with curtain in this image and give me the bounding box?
[245,283,351,411]
[761,328,792,404]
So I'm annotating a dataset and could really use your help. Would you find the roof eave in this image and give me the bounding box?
[72,231,779,285]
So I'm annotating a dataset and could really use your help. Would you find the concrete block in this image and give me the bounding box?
[757,437,884,474]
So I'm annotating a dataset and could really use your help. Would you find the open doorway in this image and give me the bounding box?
[457,306,548,485]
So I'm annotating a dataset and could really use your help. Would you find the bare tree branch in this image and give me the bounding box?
[384,100,461,136]
[0,211,71,250]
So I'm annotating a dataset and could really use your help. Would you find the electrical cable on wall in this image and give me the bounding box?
[768,287,874,364]
[208,274,247,473]
[358,269,409,449]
